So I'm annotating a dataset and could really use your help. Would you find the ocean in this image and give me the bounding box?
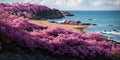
[52,11,120,42]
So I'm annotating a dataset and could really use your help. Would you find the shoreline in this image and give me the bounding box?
[29,19,89,32]
[29,20,120,43]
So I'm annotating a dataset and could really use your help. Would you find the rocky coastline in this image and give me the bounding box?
[0,3,120,60]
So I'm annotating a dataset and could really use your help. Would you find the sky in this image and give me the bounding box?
[0,0,120,10]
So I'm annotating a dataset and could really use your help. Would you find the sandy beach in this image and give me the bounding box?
[29,19,88,32]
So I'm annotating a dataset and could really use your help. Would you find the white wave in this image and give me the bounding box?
[97,25,104,26]
[101,30,120,35]
[96,24,120,27]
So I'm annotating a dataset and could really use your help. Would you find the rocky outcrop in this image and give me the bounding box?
[61,11,74,16]
[34,9,64,19]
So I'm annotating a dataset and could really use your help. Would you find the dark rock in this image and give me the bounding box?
[80,23,97,26]
[109,25,113,26]
[48,21,57,23]
[80,23,91,25]
[92,24,97,26]
[61,11,74,16]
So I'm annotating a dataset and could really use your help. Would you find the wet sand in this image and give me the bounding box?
[29,20,89,32]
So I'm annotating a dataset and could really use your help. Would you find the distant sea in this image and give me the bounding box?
[52,11,120,42]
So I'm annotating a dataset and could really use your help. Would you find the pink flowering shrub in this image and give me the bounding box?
[0,2,50,18]
[0,10,46,32]
[0,9,120,60]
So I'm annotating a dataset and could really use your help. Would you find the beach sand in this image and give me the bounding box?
[29,19,88,32]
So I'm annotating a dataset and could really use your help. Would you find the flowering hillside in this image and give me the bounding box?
[0,9,120,60]
[0,3,64,19]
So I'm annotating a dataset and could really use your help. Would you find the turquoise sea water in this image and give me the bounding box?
[52,11,120,42]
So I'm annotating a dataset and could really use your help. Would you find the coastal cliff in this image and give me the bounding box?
[0,3,64,19]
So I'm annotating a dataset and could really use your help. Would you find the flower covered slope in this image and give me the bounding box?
[0,7,120,60]
[0,3,64,19]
